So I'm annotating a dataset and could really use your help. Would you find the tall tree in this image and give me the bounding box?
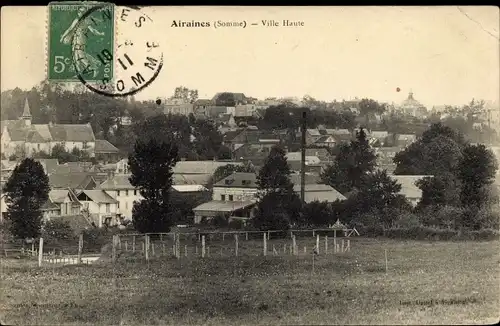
[457,143,498,209]
[253,145,301,230]
[358,98,386,126]
[321,128,377,194]
[2,158,50,240]
[128,138,180,233]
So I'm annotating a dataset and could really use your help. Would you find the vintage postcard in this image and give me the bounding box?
[1,4,499,325]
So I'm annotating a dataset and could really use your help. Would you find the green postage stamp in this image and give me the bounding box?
[47,1,114,82]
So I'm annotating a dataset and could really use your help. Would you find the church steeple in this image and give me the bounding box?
[408,89,414,100]
[21,98,32,127]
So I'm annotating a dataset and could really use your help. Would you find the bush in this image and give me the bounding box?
[42,220,76,244]
[473,208,500,230]
[82,228,113,253]
[464,229,500,241]
[228,219,244,230]
[393,212,421,228]
[419,205,464,229]
[386,226,458,240]
[212,214,229,228]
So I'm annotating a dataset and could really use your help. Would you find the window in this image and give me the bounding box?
[221,194,226,201]
[229,195,233,201]
[126,190,129,196]
[134,190,137,196]
[117,202,120,209]
[106,203,110,213]
[37,144,40,150]
[117,190,120,196]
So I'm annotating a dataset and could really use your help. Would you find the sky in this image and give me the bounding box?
[1,6,499,108]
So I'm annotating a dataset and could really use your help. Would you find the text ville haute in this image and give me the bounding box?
[170,20,305,28]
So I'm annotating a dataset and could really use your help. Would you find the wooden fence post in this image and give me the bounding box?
[235,234,239,257]
[152,242,155,256]
[78,233,83,264]
[184,245,187,257]
[341,239,345,253]
[38,238,43,267]
[201,235,206,258]
[31,241,35,257]
[222,232,225,241]
[334,231,337,253]
[292,235,297,256]
[132,236,136,252]
[263,233,267,256]
[346,239,350,252]
[245,232,248,241]
[125,241,128,251]
[112,235,117,263]
[176,234,180,259]
[145,235,149,261]
[316,234,320,255]
[325,236,328,255]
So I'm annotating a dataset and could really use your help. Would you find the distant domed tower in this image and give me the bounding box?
[21,98,32,127]
[400,90,427,118]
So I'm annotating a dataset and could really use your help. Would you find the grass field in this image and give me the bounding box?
[1,238,499,325]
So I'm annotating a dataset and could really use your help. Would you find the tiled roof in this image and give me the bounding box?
[172,161,242,175]
[99,174,134,190]
[48,172,97,189]
[214,172,258,188]
[292,184,346,203]
[95,139,119,153]
[172,173,212,185]
[79,190,118,204]
[172,185,208,192]
[315,135,336,143]
[290,173,321,185]
[286,152,321,163]
[49,124,95,142]
[330,129,351,135]
[307,129,321,136]
[193,200,256,215]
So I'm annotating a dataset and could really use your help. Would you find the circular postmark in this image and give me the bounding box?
[71,4,163,97]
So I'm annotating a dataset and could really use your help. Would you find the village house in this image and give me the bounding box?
[76,189,119,227]
[1,99,96,158]
[314,135,337,148]
[391,175,432,206]
[192,172,346,224]
[94,139,120,163]
[395,133,417,147]
[399,91,427,118]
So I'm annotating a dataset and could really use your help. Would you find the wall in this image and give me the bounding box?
[103,188,143,220]
[212,187,258,202]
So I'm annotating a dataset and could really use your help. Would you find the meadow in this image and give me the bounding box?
[1,238,499,325]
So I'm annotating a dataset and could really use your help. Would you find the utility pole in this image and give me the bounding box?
[300,110,307,203]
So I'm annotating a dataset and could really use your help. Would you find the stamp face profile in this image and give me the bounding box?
[48,2,114,82]
[74,5,164,97]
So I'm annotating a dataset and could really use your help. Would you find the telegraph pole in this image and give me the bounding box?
[300,110,307,203]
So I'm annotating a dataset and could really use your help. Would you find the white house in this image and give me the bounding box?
[1,99,96,158]
[76,189,119,227]
[98,173,141,221]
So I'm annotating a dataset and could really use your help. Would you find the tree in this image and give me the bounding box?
[457,143,498,210]
[191,118,225,160]
[321,128,377,194]
[2,158,50,240]
[301,201,331,227]
[351,170,411,228]
[128,138,180,233]
[358,98,386,126]
[415,173,461,209]
[253,145,301,230]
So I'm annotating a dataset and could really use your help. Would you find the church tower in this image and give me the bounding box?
[21,98,32,127]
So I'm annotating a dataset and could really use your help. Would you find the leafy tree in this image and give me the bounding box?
[457,143,498,210]
[128,138,180,233]
[321,128,377,194]
[358,98,386,126]
[415,173,461,209]
[191,118,225,160]
[301,200,331,227]
[2,158,50,240]
[253,145,301,230]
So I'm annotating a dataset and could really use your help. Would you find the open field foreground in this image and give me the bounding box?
[1,239,499,325]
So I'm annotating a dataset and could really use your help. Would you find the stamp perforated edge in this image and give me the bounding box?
[45,1,117,84]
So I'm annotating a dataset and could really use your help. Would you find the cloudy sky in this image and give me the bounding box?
[1,6,499,107]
